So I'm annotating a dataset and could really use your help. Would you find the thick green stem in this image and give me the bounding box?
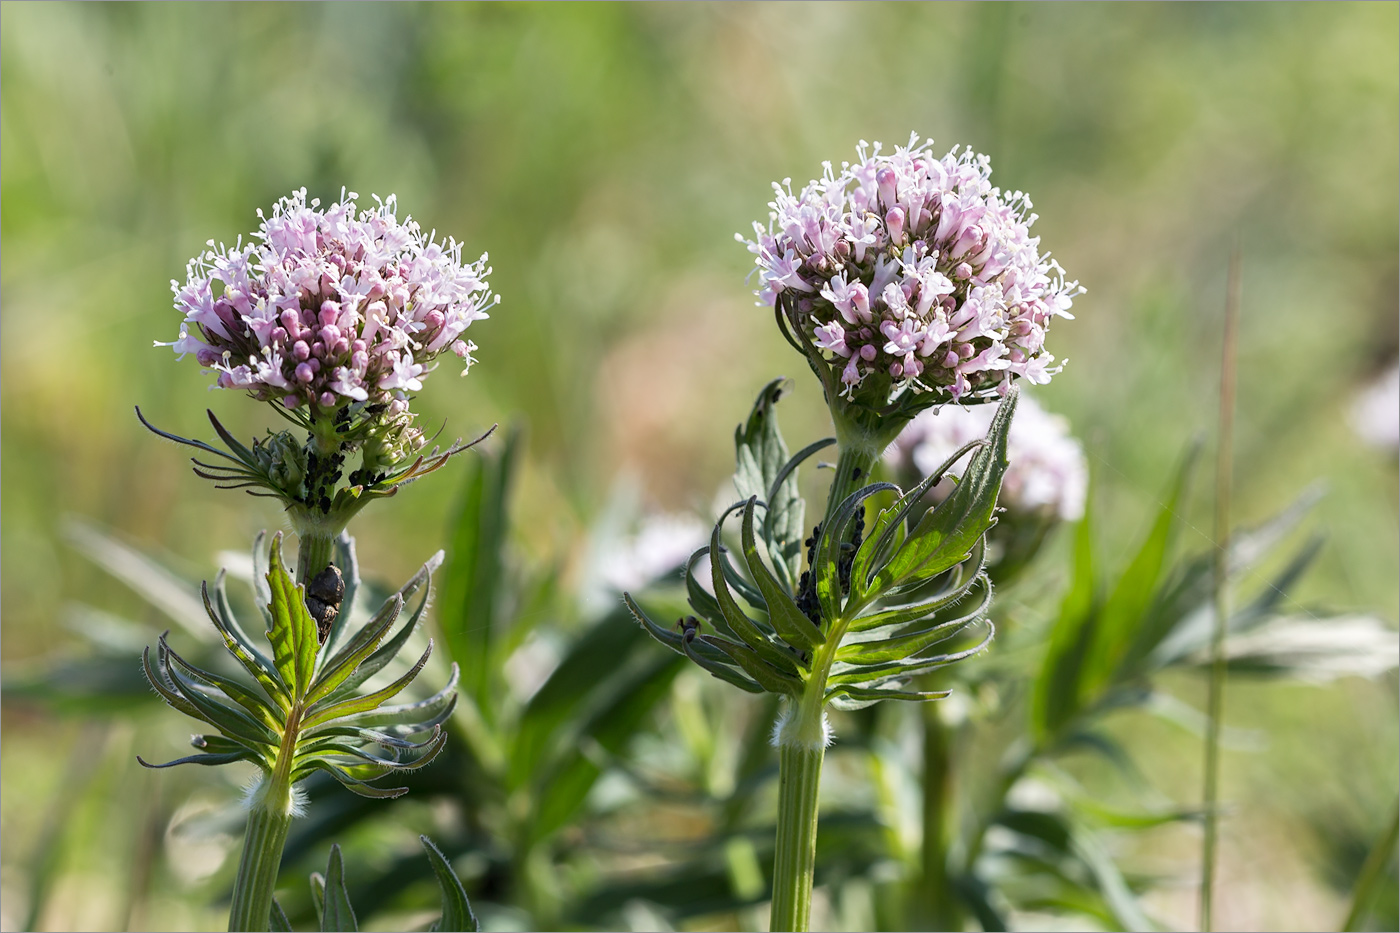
[229,700,302,931]
[771,741,825,932]
[227,794,293,932]
[287,507,342,587]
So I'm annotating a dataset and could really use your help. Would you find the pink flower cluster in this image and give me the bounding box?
[162,188,498,411]
[740,136,1081,402]
[887,393,1087,522]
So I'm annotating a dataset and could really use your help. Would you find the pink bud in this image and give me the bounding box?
[351,339,366,353]
[889,361,904,378]
[282,395,300,408]
[942,350,959,368]
[319,301,340,327]
[860,344,877,361]
[319,324,341,346]
[332,338,350,356]
[293,340,311,361]
[904,358,923,378]
[876,167,898,208]
[352,350,369,369]
[271,327,288,345]
[296,363,315,383]
[954,262,973,280]
[312,341,326,357]
[320,392,336,407]
[196,349,220,366]
[885,207,905,244]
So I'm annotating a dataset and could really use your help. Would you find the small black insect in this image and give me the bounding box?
[306,563,345,644]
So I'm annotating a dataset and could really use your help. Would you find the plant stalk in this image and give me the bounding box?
[771,741,825,932]
[227,797,293,932]
[1200,246,1240,933]
[229,697,303,930]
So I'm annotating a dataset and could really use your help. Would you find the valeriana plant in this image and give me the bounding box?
[632,136,1080,931]
[147,187,498,582]
[139,188,492,932]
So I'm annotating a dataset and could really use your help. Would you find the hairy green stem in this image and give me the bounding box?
[227,795,293,932]
[771,741,825,932]
[229,696,303,930]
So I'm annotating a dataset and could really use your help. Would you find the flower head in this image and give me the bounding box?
[739,136,1080,411]
[162,188,497,412]
[148,189,497,528]
[887,392,1086,522]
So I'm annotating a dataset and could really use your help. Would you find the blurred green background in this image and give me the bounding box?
[2,3,1396,931]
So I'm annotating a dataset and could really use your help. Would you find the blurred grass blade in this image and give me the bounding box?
[422,835,480,932]
[440,424,520,715]
[63,517,207,639]
[1343,799,1400,932]
[1085,447,1196,695]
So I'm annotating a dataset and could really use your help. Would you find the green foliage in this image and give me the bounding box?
[138,532,455,800]
[632,385,1015,713]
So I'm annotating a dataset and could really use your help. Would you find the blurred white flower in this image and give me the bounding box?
[595,512,710,594]
[1349,362,1398,451]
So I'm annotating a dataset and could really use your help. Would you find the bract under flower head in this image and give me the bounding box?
[740,135,1081,408]
[162,188,497,412]
[887,392,1087,522]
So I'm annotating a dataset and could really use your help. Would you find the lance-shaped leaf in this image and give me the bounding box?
[304,595,404,708]
[817,483,899,620]
[308,665,459,735]
[845,539,987,637]
[764,436,836,585]
[836,575,993,664]
[160,638,282,731]
[867,389,1016,595]
[301,642,435,730]
[826,683,952,711]
[265,533,318,699]
[153,639,281,751]
[683,547,731,634]
[422,835,480,932]
[321,566,438,705]
[627,594,765,694]
[827,622,995,685]
[850,438,983,599]
[706,514,805,674]
[206,576,287,710]
[701,634,804,696]
[740,498,823,651]
[313,844,358,932]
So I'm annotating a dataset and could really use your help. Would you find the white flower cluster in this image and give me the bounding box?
[163,188,498,411]
[740,135,1080,402]
[888,393,1087,521]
